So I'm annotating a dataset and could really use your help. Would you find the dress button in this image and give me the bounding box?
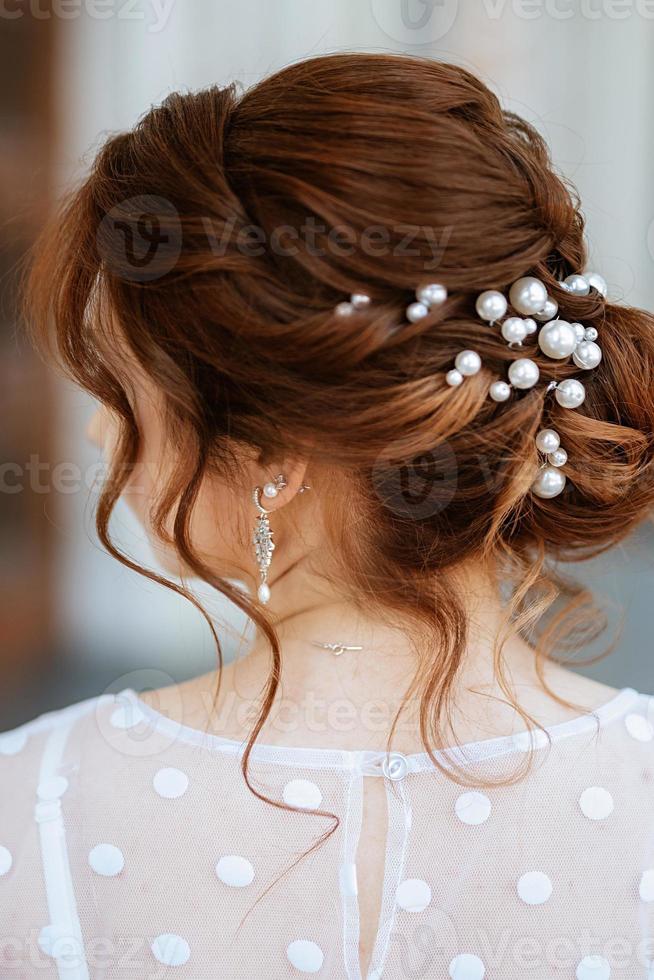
[382,752,409,781]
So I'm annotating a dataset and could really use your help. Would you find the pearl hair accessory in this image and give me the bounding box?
[406,282,448,323]
[446,349,483,388]
[532,428,568,499]
[335,292,371,317]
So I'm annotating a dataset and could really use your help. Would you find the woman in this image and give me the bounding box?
[2,53,654,980]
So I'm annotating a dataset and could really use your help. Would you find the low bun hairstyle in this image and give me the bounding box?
[26,53,654,790]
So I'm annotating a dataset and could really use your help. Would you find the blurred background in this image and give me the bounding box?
[2,0,654,729]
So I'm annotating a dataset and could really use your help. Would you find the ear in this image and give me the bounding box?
[255,457,310,511]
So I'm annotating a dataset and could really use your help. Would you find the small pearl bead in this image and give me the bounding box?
[537,319,577,360]
[446,369,464,387]
[454,350,482,376]
[335,301,354,317]
[563,274,590,296]
[584,271,607,297]
[489,381,511,402]
[548,448,568,468]
[406,301,429,323]
[475,290,507,323]
[571,322,586,343]
[501,317,528,344]
[532,466,567,499]
[350,292,371,309]
[584,327,598,341]
[416,283,447,306]
[508,358,540,390]
[523,318,537,335]
[257,582,271,604]
[555,378,586,408]
[534,298,559,322]
[536,429,560,454]
[508,277,548,316]
[263,482,278,499]
[572,340,602,370]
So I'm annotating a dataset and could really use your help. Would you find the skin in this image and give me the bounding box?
[86,353,621,977]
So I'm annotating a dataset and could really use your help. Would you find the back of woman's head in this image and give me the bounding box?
[26,52,654,765]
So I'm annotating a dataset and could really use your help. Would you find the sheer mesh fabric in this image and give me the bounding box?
[1,685,653,979]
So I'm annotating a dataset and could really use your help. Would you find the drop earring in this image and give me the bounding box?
[252,475,286,604]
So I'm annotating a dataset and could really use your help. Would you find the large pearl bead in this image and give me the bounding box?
[501,317,528,344]
[572,340,602,370]
[584,327,598,341]
[563,274,590,296]
[476,290,507,323]
[406,301,429,322]
[555,378,586,408]
[585,271,608,297]
[508,358,540,389]
[571,322,586,343]
[263,482,279,499]
[523,317,537,335]
[532,466,567,499]
[489,380,511,402]
[350,292,371,309]
[536,429,560,454]
[417,283,447,306]
[257,582,271,603]
[534,298,559,322]
[509,277,548,316]
[537,319,577,359]
[454,349,482,376]
[548,448,568,468]
[446,369,463,387]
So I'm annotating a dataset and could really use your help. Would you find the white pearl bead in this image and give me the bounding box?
[537,319,577,359]
[523,317,537,335]
[555,378,586,408]
[475,290,507,323]
[585,271,607,297]
[446,369,463,387]
[509,277,548,316]
[563,274,590,296]
[532,466,567,498]
[257,582,271,604]
[548,448,568,467]
[572,340,602,370]
[335,301,354,316]
[489,381,511,402]
[501,317,528,344]
[534,298,559,322]
[350,292,371,309]
[263,482,278,499]
[455,350,482,376]
[508,358,540,389]
[536,429,560,454]
[406,301,429,322]
[584,327,598,341]
[571,322,586,343]
[416,283,447,306]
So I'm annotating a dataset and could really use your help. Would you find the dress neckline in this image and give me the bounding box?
[117,685,641,773]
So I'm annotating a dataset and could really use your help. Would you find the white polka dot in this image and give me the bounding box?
[0,845,13,875]
[283,779,322,809]
[110,702,145,730]
[151,933,190,967]
[0,730,27,755]
[625,713,654,742]
[579,786,614,820]
[517,871,552,905]
[396,877,431,912]
[455,791,491,826]
[449,952,485,979]
[640,869,654,902]
[88,844,124,877]
[153,767,189,799]
[576,954,611,980]
[37,776,69,800]
[216,854,255,887]
[286,939,324,973]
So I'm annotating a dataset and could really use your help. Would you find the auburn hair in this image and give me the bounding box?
[25,53,654,808]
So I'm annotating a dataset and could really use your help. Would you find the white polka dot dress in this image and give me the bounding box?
[1,685,654,978]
